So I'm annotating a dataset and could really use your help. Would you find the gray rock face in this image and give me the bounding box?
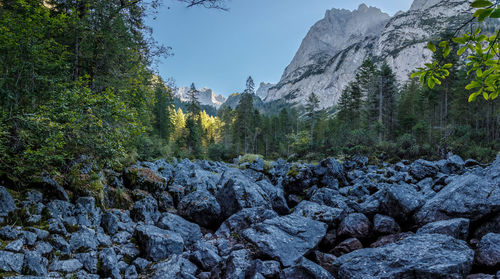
[332,233,474,278]
[414,159,500,225]
[173,86,226,108]
[242,214,327,266]
[0,186,16,217]
[135,225,184,261]
[475,233,500,268]
[157,213,202,247]
[265,0,470,108]
[314,158,347,187]
[178,190,221,229]
[417,218,470,240]
[338,213,371,239]
[254,260,280,278]
[0,251,24,273]
[75,251,98,274]
[280,257,334,279]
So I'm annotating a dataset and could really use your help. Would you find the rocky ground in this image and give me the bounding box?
[0,154,499,279]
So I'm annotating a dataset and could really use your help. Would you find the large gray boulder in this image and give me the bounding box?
[409,159,438,180]
[135,225,184,261]
[417,218,470,240]
[150,254,198,279]
[216,174,272,219]
[0,186,16,217]
[215,207,278,238]
[475,233,500,268]
[292,201,344,227]
[332,233,474,278]
[314,158,347,187]
[178,190,221,229]
[0,251,24,273]
[157,213,202,247]
[414,158,500,226]
[242,214,327,266]
[337,213,371,239]
[130,195,160,224]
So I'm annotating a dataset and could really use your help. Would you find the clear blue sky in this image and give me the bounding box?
[147,0,413,96]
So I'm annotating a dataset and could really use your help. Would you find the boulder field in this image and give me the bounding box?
[0,154,499,278]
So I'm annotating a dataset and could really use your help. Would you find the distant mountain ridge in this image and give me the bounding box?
[173,87,226,109]
[262,0,473,108]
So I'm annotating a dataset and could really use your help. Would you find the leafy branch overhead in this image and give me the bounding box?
[411,0,500,102]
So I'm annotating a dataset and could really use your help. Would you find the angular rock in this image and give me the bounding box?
[130,195,160,224]
[414,163,500,226]
[35,241,53,255]
[124,166,167,194]
[314,158,347,187]
[312,251,336,275]
[157,213,202,247]
[189,240,221,271]
[98,248,120,279]
[0,251,24,273]
[370,232,414,248]
[69,227,99,253]
[216,207,278,239]
[112,231,132,244]
[177,190,221,229]
[49,259,83,273]
[158,191,174,211]
[409,159,438,180]
[75,251,98,274]
[417,218,469,240]
[242,214,327,266]
[338,213,371,239]
[5,238,24,252]
[101,211,119,235]
[150,254,198,279]
[0,186,16,217]
[292,201,344,227]
[216,175,272,220]
[475,233,500,268]
[331,238,363,257]
[23,251,48,276]
[333,233,474,278]
[74,197,101,227]
[36,173,69,201]
[254,260,280,278]
[373,214,400,234]
[309,188,351,213]
[125,265,138,279]
[132,257,150,272]
[381,183,424,220]
[280,257,334,279]
[225,249,253,279]
[135,225,184,261]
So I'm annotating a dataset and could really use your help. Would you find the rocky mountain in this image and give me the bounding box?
[0,153,499,278]
[265,0,472,108]
[255,82,275,99]
[173,87,226,109]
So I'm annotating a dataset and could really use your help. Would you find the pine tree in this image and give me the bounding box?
[153,82,174,141]
[187,82,201,115]
[245,76,255,94]
[305,92,320,149]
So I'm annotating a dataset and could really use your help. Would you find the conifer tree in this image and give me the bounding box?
[305,92,320,149]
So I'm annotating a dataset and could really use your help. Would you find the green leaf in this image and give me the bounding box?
[474,8,494,21]
[427,42,436,52]
[482,91,489,100]
[442,63,453,69]
[465,81,481,90]
[428,76,436,89]
[410,72,421,79]
[490,8,500,17]
[477,68,483,78]
[470,0,493,7]
[457,47,467,55]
